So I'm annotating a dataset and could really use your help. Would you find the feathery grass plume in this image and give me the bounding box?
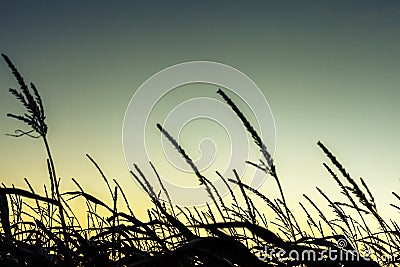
[217,88,295,240]
[2,54,70,256]
[1,54,47,138]
[156,123,212,195]
[216,89,273,169]
[318,142,376,213]
[134,164,157,200]
[319,142,395,250]
[156,123,228,222]
[360,177,376,210]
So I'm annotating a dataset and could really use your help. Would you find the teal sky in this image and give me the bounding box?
[0,1,399,221]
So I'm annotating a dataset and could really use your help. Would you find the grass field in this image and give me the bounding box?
[0,54,399,266]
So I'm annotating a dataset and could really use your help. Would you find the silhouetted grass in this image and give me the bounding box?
[0,54,399,266]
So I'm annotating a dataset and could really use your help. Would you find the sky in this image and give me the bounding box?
[0,1,399,225]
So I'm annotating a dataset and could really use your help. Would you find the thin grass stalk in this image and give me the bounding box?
[303,194,338,236]
[233,169,255,224]
[149,162,175,218]
[113,179,135,217]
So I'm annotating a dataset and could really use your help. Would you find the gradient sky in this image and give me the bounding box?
[1,1,399,224]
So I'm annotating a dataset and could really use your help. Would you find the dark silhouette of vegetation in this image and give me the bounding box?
[0,54,399,266]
